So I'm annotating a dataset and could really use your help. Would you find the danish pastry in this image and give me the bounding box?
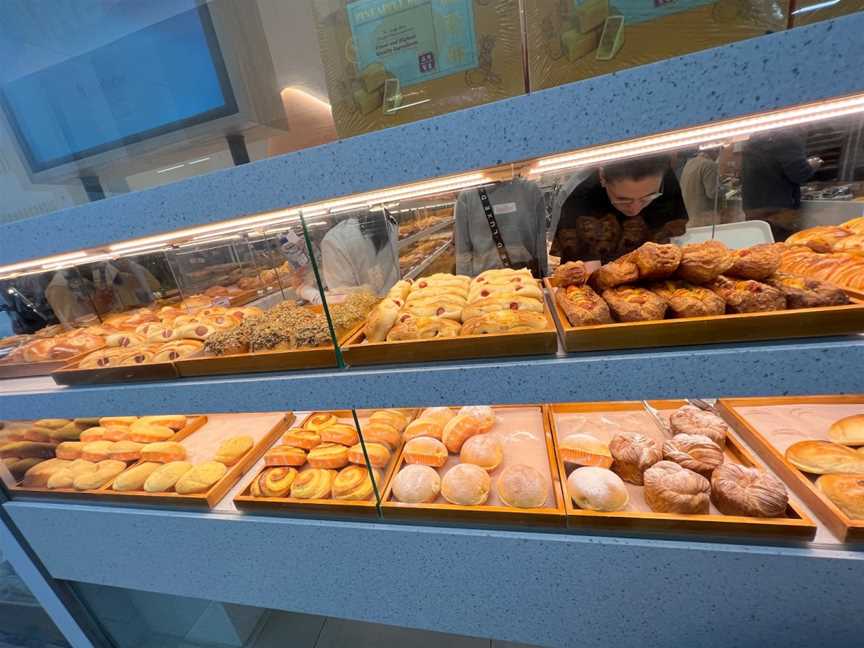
[281,428,321,450]
[264,445,307,467]
[392,464,441,503]
[459,310,548,336]
[708,276,785,313]
[558,434,613,468]
[332,465,378,500]
[630,242,682,280]
[566,466,629,511]
[347,442,391,467]
[403,437,448,467]
[669,405,729,447]
[602,286,668,322]
[290,468,334,499]
[441,463,491,505]
[143,461,193,493]
[710,463,788,517]
[496,464,547,508]
[763,272,850,309]
[676,240,734,284]
[112,462,161,491]
[555,284,613,327]
[175,461,227,494]
[548,261,588,287]
[726,244,782,280]
[643,461,710,514]
[785,440,864,474]
[442,414,482,453]
[649,280,726,318]
[307,443,349,469]
[589,256,640,291]
[214,436,253,466]
[319,423,360,447]
[252,467,297,497]
[816,474,864,519]
[662,434,724,477]
[609,432,662,485]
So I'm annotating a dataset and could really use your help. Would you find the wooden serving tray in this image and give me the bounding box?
[0,347,102,380]
[235,410,400,519]
[547,401,816,542]
[717,395,864,543]
[545,279,864,352]
[340,310,558,367]
[9,415,207,500]
[380,405,567,528]
[51,357,179,386]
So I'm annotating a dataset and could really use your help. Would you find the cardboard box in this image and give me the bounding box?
[313,0,525,138]
[790,1,863,27]
[526,1,789,91]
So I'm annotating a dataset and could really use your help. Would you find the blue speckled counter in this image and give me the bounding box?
[0,337,861,418]
[2,14,864,264]
[5,501,863,648]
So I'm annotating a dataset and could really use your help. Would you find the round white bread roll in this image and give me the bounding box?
[392,464,441,504]
[566,466,629,512]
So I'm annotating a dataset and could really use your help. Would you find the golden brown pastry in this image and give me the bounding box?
[710,463,788,517]
[386,316,462,341]
[391,464,441,503]
[140,441,187,463]
[470,268,532,287]
[649,280,726,318]
[555,284,613,327]
[461,294,544,322]
[662,434,724,477]
[347,442,391,467]
[630,242,682,280]
[763,272,850,309]
[264,445,307,467]
[726,244,782,280]
[785,440,864,474]
[609,432,662,485]
[126,422,175,444]
[45,422,85,442]
[558,434,613,468]
[401,298,463,321]
[418,407,457,427]
[496,464,547,508]
[108,441,145,462]
[548,261,588,287]
[32,418,69,430]
[441,463,491,505]
[21,459,70,487]
[403,437,448,467]
[566,466,629,511]
[45,460,98,489]
[602,287,668,322]
[175,461,227,494]
[708,276,785,313]
[304,412,337,432]
[828,414,864,446]
[442,414,482,453]
[214,436,253,466]
[459,311,548,335]
[387,280,412,301]
[458,406,496,432]
[251,467,297,497]
[643,461,710,514]
[307,443,349,469]
[589,256,640,291]
[787,226,854,252]
[138,415,187,431]
[676,240,734,284]
[816,474,864,519]
[402,418,444,442]
[669,405,729,447]
[332,465,378,500]
[73,460,126,490]
[319,423,359,447]
[281,429,321,450]
[112,462,161,492]
[55,441,83,460]
[362,421,401,449]
[80,427,108,443]
[466,282,542,303]
[143,461,193,493]
[363,299,405,343]
[99,416,137,428]
[459,434,504,471]
[80,440,114,462]
[369,410,409,433]
[290,468,334,499]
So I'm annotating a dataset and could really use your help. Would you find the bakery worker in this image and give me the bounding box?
[551,155,688,269]
[454,177,549,277]
[320,207,399,296]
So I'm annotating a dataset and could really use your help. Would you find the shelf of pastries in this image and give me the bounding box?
[780,216,864,294]
[341,269,558,366]
[1,413,292,508]
[547,238,864,352]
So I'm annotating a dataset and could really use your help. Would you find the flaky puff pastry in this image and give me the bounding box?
[610,432,662,485]
[333,465,379,500]
[602,286,668,322]
[763,272,850,309]
[676,240,734,284]
[726,244,782,281]
[290,468,335,499]
[589,256,639,292]
[630,242,682,280]
[648,280,725,318]
[252,467,297,497]
[710,463,787,517]
[556,284,613,327]
[643,461,710,514]
[548,261,588,288]
[669,405,729,448]
[708,276,785,313]
[662,434,724,478]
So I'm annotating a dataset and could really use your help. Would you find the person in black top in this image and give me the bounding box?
[551,155,688,267]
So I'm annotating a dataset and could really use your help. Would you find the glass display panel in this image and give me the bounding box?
[0,553,69,647]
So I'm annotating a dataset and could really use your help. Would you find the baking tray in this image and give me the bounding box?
[340,309,558,367]
[380,405,566,528]
[0,347,100,380]
[545,279,864,352]
[235,410,402,518]
[717,395,864,543]
[51,356,178,386]
[547,401,816,542]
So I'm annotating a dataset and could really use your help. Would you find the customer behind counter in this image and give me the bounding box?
[551,156,687,267]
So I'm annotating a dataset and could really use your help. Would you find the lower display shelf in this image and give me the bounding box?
[5,499,864,648]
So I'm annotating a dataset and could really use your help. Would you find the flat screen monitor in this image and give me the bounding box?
[0,3,238,173]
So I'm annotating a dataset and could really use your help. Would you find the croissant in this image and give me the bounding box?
[643,460,710,514]
[609,432,662,485]
[710,463,788,517]
[662,434,724,477]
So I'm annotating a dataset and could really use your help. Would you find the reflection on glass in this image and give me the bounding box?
[0,555,68,647]
[679,148,723,227]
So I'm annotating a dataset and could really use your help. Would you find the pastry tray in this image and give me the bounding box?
[717,395,864,543]
[0,348,102,380]
[9,414,292,508]
[51,357,178,386]
[547,401,816,542]
[340,308,559,367]
[545,279,864,352]
[380,405,567,528]
[234,410,401,519]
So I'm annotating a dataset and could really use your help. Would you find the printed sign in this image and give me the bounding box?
[575,0,716,24]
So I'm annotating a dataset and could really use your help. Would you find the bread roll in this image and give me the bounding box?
[307,443,349,469]
[369,410,409,433]
[140,441,187,463]
[55,441,83,460]
[816,474,864,519]
[175,461,227,494]
[669,405,729,447]
[441,463,490,505]
[8,458,42,481]
[558,434,613,468]
[252,467,297,497]
[319,423,359,447]
[662,434,724,477]
[265,445,307,467]
[496,464,547,508]
[281,429,321,450]
[418,407,456,427]
[442,414,482,453]
[112,462,161,492]
[403,437,448,468]
[458,406,496,433]
[22,459,70,487]
[213,435,253,466]
[99,416,138,428]
[108,441,145,462]
[143,461,193,493]
[566,466,629,511]
[459,434,503,471]
[643,461,710,514]
[126,422,174,443]
[138,415,187,431]
[402,418,444,442]
[392,464,441,503]
[609,432,662,485]
[710,463,788,517]
[347,442,391,467]
[362,422,401,449]
[81,441,114,462]
[785,440,864,474]
[46,460,98,489]
[0,441,54,460]
[332,465,378,500]
[290,468,334,499]
[73,460,126,490]
[828,414,864,446]
[304,413,337,432]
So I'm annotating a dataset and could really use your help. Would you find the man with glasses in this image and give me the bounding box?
[551,155,687,268]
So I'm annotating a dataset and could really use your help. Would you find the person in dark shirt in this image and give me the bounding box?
[741,130,821,241]
[551,155,688,267]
